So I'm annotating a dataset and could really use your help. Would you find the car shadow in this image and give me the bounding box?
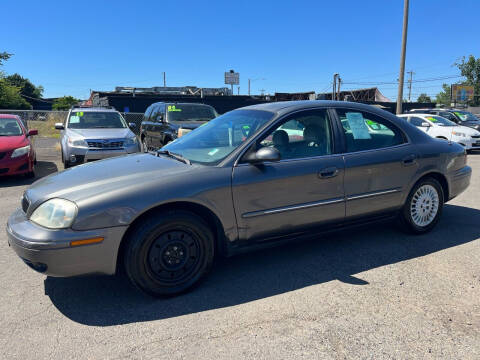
[0,161,58,188]
[44,204,480,327]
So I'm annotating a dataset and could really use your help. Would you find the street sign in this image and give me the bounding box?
[451,84,474,102]
[225,71,240,85]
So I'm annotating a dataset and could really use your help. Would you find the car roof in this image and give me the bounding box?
[239,100,379,114]
[0,114,20,119]
[71,107,118,112]
[150,102,214,107]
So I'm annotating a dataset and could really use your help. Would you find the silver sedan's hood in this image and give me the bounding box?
[25,154,191,205]
[67,128,134,139]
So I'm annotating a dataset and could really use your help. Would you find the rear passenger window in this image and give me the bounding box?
[337,109,405,152]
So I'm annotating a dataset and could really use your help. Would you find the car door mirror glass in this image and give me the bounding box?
[421,122,431,127]
[55,123,64,130]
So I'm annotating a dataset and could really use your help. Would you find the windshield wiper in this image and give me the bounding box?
[156,150,191,165]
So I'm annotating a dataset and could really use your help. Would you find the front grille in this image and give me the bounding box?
[21,195,30,213]
[87,140,124,149]
[0,152,6,160]
[471,135,480,139]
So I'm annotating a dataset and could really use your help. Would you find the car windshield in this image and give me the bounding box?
[0,118,23,136]
[67,111,127,129]
[162,109,274,165]
[166,104,217,122]
[453,111,480,122]
[426,116,456,126]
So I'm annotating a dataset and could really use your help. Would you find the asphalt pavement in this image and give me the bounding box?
[0,139,479,359]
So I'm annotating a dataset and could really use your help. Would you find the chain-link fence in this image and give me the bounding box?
[0,109,144,136]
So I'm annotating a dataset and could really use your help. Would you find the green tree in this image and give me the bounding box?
[4,73,43,99]
[52,96,79,110]
[417,93,432,103]
[0,51,32,109]
[0,52,12,66]
[435,83,451,107]
[455,55,480,105]
[0,79,32,109]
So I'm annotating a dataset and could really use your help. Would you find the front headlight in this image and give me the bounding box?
[30,198,78,229]
[124,136,138,145]
[68,138,88,147]
[11,145,30,158]
[452,131,467,137]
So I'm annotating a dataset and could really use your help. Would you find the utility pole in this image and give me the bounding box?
[163,72,166,87]
[396,0,409,114]
[248,78,265,96]
[337,77,342,100]
[248,79,251,96]
[407,70,414,102]
[332,73,339,100]
[237,86,240,95]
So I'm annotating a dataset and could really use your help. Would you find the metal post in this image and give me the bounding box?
[337,77,342,100]
[396,0,409,114]
[333,73,338,100]
[248,79,251,96]
[231,84,233,95]
[407,70,414,102]
[163,72,166,87]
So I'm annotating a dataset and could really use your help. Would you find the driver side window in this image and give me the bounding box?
[259,109,333,160]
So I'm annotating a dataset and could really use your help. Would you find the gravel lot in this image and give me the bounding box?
[0,139,479,359]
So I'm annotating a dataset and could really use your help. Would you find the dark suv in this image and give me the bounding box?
[140,102,218,151]
[408,108,480,131]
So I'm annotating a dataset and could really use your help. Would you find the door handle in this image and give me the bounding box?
[402,154,417,166]
[318,167,339,179]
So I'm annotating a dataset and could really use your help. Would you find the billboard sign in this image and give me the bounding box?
[451,84,474,102]
[225,71,240,85]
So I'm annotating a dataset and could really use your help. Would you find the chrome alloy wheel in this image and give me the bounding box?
[410,184,439,227]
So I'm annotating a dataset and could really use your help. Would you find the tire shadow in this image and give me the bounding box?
[44,203,480,327]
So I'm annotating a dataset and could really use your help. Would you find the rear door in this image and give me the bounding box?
[232,108,345,242]
[334,108,418,219]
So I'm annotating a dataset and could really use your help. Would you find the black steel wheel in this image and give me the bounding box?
[124,210,215,297]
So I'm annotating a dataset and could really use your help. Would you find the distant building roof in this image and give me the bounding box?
[317,87,391,102]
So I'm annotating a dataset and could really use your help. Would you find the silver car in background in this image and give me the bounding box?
[55,106,140,168]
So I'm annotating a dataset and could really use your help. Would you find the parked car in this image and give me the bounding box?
[8,101,471,296]
[140,102,217,151]
[408,108,480,131]
[0,114,37,178]
[55,106,140,168]
[398,113,480,152]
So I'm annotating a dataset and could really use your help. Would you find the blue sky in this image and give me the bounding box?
[1,0,478,101]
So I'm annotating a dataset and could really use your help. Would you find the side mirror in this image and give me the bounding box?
[245,147,281,164]
[55,123,65,130]
[128,122,136,129]
[421,122,431,127]
[158,114,164,122]
[27,129,38,136]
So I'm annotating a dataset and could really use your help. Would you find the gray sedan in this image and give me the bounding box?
[7,101,471,296]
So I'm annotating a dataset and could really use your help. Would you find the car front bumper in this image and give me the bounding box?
[65,143,140,164]
[6,208,127,277]
[0,153,33,176]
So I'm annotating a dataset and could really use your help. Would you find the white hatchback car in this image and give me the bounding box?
[398,113,480,151]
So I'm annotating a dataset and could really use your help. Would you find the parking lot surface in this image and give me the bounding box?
[0,139,479,359]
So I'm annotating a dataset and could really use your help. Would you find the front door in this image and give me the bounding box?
[232,109,345,242]
[334,108,419,219]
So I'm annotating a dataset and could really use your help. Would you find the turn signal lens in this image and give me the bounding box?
[70,237,104,247]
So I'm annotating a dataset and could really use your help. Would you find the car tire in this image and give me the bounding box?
[399,177,444,234]
[25,170,35,178]
[124,210,215,297]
